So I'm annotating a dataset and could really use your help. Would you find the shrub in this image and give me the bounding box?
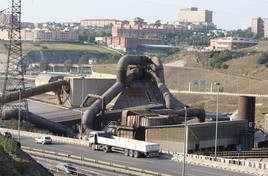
[15,162,29,174]
[258,52,268,64]
[41,46,48,50]
[221,63,229,69]
[0,136,16,154]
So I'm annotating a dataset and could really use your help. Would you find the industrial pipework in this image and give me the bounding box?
[82,55,205,131]
[0,80,69,105]
[0,79,74,136]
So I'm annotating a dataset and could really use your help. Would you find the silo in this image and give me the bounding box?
[238,96,255,124]
[238,96,255,149]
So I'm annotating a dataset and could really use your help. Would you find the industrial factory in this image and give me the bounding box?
[0,55,259,153]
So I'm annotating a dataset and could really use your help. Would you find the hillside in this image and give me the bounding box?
[164,41,268,126]
[0,135,52,176]
[0,41,120,72]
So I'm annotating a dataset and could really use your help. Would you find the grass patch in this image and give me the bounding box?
[39,42,114,53]
[0,41,116,55]
[0,136,16,154]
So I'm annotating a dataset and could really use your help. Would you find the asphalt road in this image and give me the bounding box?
[15,135,253,176]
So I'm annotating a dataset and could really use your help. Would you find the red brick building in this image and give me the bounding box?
[102,37,164,52]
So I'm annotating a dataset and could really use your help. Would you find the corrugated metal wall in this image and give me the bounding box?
[70,78,116,108]
[146,120,248,153]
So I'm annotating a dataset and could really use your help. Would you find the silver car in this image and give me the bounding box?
[35,136,52,144]
[55,163,77,174]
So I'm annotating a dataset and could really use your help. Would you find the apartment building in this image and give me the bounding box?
[179,7,213,24]
[264,18,268,39]
[80,19,121,27]
[209,37,258,50]
[252,17,264,37]
[0,13,12,26]
[111,23,186,38]
[0,28,80,42]
[251,17,268,39]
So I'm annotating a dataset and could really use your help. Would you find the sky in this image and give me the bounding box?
[1,0,268,30]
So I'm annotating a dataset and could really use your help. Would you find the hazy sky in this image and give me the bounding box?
[1,0,268,30]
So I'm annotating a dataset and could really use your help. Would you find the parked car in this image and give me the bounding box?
[35,136,52,144]
[55,163,77,174]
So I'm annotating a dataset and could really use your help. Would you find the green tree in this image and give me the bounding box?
[78,55,89,64]
[63,59,73,72]
[154,20,161,26]
[258,52,268,64]
[39,58,49,71]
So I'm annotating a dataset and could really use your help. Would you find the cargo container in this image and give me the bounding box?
[89,131,160,158]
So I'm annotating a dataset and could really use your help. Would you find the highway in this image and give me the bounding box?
[15,135,253,176]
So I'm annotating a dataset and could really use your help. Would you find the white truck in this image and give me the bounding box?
[89,131,160,158]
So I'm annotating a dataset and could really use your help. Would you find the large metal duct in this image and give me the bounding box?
[82,82,124,130]
[150,108,206,123]
[0,80,69,104]
[82,55,204,130]
[1,109,75,137]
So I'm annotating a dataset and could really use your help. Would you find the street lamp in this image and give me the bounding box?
[182,105,189,176]
[214,82,220,159]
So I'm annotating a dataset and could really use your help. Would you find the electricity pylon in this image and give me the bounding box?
[1,0,28,120]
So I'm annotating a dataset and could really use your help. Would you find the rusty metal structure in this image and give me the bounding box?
[82,55,205,133]
[0,80,69,105]
[0,79,73,136]
[0,55,206,138]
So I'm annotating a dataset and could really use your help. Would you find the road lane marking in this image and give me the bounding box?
[190,168,229,176]
[103,157,136,165]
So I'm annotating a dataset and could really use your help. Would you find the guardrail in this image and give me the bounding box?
[22,146,170,176]
[169,151,268,176]
[216,150,268,158]
[170,89,268,98]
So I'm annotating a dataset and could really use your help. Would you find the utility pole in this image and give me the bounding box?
[182,105,188,176]
[1,0,29,127]
[80,76,85,138]
[214,82,220,159]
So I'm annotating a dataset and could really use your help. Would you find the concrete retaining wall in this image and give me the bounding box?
[168,151,268,176]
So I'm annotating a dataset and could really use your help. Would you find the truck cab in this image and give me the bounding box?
[89,131,111,144]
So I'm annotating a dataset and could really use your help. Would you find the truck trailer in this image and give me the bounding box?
[89,131,160,158]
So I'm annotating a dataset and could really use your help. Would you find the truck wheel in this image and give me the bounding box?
[124,149,129,156]
[134,151,140,158]
[129,150,134,157]
[103,145,109,153]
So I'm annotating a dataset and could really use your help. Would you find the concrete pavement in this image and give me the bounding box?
[16,135,253,176]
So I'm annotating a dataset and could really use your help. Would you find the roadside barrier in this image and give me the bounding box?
[22,146,171,176]
[169,151,268,176]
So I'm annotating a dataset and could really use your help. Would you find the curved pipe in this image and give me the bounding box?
[0,80,69,105]
[116,55,150,84]
[82,82,124,130]
[1,109,75,137]
[82,55,205,130]
[150,108,206,123]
